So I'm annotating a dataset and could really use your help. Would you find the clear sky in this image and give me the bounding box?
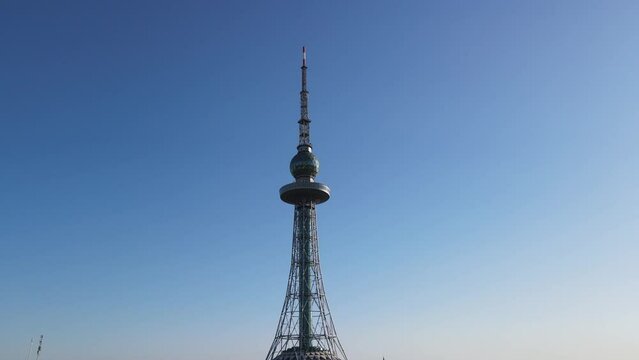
[1,1,638,359]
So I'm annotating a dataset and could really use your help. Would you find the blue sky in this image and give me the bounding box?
[1,1,638,359]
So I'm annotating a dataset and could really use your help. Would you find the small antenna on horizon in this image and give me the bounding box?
[35,335,43,360]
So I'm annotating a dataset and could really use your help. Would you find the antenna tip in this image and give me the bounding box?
[302,46,307,66]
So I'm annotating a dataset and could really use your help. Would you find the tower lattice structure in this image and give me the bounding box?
[265,48,348,360]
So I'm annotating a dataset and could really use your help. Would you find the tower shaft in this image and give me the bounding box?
[297,203,313,351]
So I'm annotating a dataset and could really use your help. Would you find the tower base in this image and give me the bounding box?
[273,347,342,360]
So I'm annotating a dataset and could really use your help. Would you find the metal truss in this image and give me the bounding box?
[265,201,348,360]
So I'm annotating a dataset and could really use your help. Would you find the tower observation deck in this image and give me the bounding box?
[265,48,348,360]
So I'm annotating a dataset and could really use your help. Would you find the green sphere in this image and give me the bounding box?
[290,150,320,178]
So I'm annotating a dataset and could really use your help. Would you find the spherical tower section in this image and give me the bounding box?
[290,149,320,179]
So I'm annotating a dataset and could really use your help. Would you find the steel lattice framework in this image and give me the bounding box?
[265,48,348,360]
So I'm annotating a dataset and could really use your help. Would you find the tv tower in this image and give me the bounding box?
[265,48,348,360]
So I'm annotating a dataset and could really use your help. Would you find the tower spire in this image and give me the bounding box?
[298,46,311,149]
